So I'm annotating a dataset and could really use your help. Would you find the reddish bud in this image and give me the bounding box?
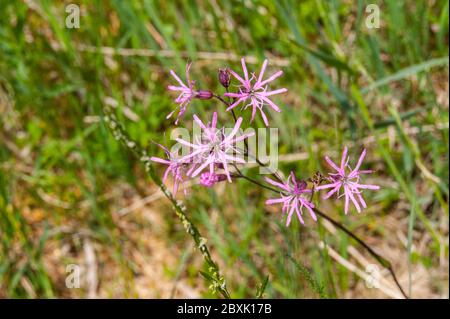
[218,68,231,88]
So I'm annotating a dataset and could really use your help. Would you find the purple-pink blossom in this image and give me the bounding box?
[150,144,187,194]
[199,172,227,187]
[224,58,287,126]
[265,172,317,226]
[167,63,213,125]
[316,147,380,215]
[176,112,254,182]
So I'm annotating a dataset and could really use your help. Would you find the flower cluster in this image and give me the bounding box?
[175,112,254,183]
[153,59,379,226]
[265,172,316,226]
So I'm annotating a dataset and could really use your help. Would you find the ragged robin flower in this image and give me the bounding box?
[265,172,317,226]
[316,147,380,215]
[167,63,212,124]
[150,143,188,194]
[176,112,254,182]
[224,58,287,126]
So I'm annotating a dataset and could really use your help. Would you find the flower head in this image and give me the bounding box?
[167,63,213,125]
[316,147,380,215]
[224,58,287,126]
[167,63,195,124]
[265,172,316,226]
[176,112,254,182]
[150,144,187,194]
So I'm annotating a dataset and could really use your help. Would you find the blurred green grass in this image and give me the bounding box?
[0,0,448,298]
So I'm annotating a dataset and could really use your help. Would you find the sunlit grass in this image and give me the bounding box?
[0,0,448,298]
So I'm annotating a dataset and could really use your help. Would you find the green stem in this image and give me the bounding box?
[233,170,409,299]
[103,109,230,299]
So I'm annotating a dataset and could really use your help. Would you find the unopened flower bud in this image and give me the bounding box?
[200,172,227,187]
[196,90,213,100]
[218,68,230,88]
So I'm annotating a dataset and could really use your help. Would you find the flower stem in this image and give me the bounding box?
[234,167,409,299]
[103,108,230,299]
[312,208,408,299]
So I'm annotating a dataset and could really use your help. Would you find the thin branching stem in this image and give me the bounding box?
[103,108,230,299]
[217,88,408,298]
[233,167,409,299]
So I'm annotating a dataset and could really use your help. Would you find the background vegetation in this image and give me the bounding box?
[0,0,448,298]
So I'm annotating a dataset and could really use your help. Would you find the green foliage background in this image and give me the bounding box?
[0,0,448,298]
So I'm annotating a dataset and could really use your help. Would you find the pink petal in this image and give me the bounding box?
[226,117,243,140]
[344,192,350,215]
[166,109,176,119]
[260,88,288,97]
[295,204,305,225]
[357,192,367,209]
[260,109,269,126]
[254,70,283,89]
[193,114,207,130]
[211,112,218,129]
[224,154,246,164]
[175,138,199,149]
[222,160,232,182]
[351,182,380,190]
[241,58,249,82]
[266,197,286,205]
[150,156,170,165]
[259,95,281,113]
[170,70,187,88]
[250,99,258,123]
[354,149,367,171]
[191,158,212,177]
[256,59,268,86]
[232,132,255,143]
[340,146,348,171]
[347,188,361,213]
[224,92,247,98]
[325,156,341,172]
[226,97,247,111]
[304,202,317,221]
[264,177,290,192]
[162,166,171,182]
[228,69,247,87]
[185,63,192,84]
[286,202,296,226]
[324,183,342,199]
[358,169,373,174]
[167,85,185,91]
[315,182,339,190]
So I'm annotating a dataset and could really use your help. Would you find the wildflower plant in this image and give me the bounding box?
[104,58,408,299]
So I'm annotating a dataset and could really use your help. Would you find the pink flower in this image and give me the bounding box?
[150,144,187,194]
[176,112,254,182]
[265,172,317,226]
[167,63,213,125]
[199,172,227,187]
[167,63,196,125]
[224,58,287,126]
[316,147,380,215]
